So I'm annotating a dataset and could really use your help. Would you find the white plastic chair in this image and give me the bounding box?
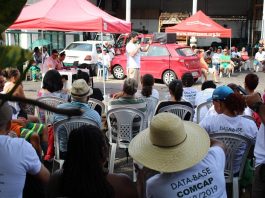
[53,117,99,172]
[196,100,213,124]
[209,132,253,198]
[88,98,106,115]
[143,97,159,128]
[107,107,145,180]
[35,96,67,125]
[97,67,108,79]
[158,104,194,121]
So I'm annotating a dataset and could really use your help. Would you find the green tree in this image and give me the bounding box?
[0,0,27,39]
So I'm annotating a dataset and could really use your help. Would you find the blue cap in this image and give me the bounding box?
[211,86,234,101]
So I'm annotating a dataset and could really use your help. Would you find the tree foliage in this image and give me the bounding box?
[0,0,31,70]
[0,46,32,69]
[0,0,27,36]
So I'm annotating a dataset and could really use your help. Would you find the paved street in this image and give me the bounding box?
[24,70,265,99]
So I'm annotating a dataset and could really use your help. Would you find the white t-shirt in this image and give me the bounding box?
[199,114,258,173]
[183,87,198,106]
[254,124,265,167]
[231,51,241,58]
[102,54,110,66]
[202,106,217,120]
[212,53,221,64]
[2,82,21,119]
[126,42,141,69]
[146,146,227,198]
[98,53,111,66]
[194,88,214,123]
[243,107,253,116]
[136,88,159,100]
[255,51,265,62]
[0,136,41,198]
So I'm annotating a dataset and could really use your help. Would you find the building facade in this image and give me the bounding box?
[5,0,264,50]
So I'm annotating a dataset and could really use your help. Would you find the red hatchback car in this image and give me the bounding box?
[111,43,201,84]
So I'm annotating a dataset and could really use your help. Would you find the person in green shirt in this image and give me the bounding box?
[219,49,234,78]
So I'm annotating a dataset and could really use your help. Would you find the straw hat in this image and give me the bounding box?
[71,79,93,99]
[129,113,210,173]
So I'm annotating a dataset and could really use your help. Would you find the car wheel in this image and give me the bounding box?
[162,70,176,85]
[113,65,125,79]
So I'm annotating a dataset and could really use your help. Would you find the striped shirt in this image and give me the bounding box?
[109,96,147,139]
[53,101,101,153]
[109,96,147,113]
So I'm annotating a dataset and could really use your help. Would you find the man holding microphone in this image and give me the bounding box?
[126,32,151,84]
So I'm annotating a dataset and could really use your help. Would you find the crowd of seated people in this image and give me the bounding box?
[196,45,256,82]
[1,66,265,198]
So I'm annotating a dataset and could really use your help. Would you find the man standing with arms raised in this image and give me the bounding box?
[126,32,151,84]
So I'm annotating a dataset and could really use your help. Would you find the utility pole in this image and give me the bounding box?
[261,0,265,39]
[126,0,131,22]
[192,0,198,14]
[190,0,198,46]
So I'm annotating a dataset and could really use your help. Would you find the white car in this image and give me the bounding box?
[63,41,102,66]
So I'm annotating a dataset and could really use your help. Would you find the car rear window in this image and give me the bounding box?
[66,43,92,51]
[95,35,112,41]
[176,48,195,57]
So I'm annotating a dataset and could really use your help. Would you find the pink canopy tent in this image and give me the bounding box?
[165,10,231,38]
[9,0,131,33]
[9,0,131,97]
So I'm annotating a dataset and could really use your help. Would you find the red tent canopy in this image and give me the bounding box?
[166,10,231,38]
[9,0,131,33]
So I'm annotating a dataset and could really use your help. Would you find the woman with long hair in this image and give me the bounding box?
[48,125,138,198]
[2,68,25,98]
[138,74,159,100]
[37,69,69,101]
[155,79,193,120]
[200,86,258,174]
[2,68,47,155]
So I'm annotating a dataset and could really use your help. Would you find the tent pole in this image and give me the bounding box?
[101,32,106,97]
[41,30,44,65]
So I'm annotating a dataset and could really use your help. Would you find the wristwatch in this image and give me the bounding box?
[252,102,263,113]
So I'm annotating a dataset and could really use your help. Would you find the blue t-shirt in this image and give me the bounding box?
[53,101,102,152]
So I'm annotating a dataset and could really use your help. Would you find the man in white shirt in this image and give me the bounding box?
[126,32,151,84]
[254,47,265,72]
[246,93,265,198]
[0,101,50,198]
